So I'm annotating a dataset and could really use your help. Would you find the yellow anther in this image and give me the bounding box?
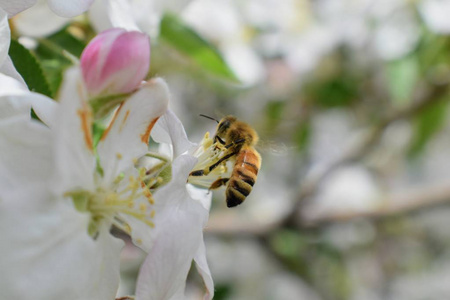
[139,167,146,178]
[150,210,155,218]
[116,153,123,160]
[136,238,143,245]
[139,203,147,212]
[124,224,131,233]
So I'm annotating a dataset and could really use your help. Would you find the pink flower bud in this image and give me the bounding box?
[80,28,150,98]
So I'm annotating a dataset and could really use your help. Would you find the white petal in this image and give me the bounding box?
[135,212,202,300]
[152,109,195,159]
[0,194,124,299]
[97,77,169,185]
[0,7,9,65]
[0,74,57,127]
[0,56,26,87]
[28,92,58,127]
[87,0,112,32]
[0,0,35,17]
[194,238,214,300]
[53,67,95,193]
[186,183,211,212]
[12,0,68,37]
[47,0,94,17]
[127,154,198,250]
[135,156,208,300]
[108,0,140,31]
[0,114,52,201]
[0,72,30,104]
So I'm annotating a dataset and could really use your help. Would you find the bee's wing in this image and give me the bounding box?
[256,139,296,156]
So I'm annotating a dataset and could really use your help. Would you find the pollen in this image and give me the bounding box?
[66,167,156,238]
[188,131,234,189]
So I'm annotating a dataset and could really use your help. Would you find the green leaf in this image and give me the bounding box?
[160,13,239,82]
[309,76,359,108]
[8,39,52,97]
[34,27,86,95]
[387,55,419,107]
[293,121,311,153]
[36,26,86,60]
[409,97,449,157]
[264,100,285,134]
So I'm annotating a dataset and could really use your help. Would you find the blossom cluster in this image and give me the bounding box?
[0,2,220,299]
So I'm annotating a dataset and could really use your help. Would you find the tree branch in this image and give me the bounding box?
[283,84,449,227]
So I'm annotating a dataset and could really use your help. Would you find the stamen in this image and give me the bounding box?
[66,166,156,237]
[188,131,234,189]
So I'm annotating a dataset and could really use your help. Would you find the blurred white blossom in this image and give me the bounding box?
[419,0,450,34]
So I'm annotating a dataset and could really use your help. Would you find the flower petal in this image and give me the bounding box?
[152,109,196,159]
[81,28,150,97]
[47,0,94,17]
[0,56,26,87]
[0,112,52,201]
[194,238,214,300]
[135,155,209,300]
[0,73,30,105]
[0,111,123,298]
[12,0,68,37]
[0,7,9,65]
[108,0,139,31]
[97,77,169,185]
[186,183,212,212]
[0,73,57,127]
[0,194,124,299]
[0,0,35,17]
[53,67,95,193]
[87,0,112,33]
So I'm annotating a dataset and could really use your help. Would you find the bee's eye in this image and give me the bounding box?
[218,119,230,131]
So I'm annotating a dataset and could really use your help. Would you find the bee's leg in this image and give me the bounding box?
[188,151,237,177]
[189,169,205,176]
[209,178,229,190]
[208,151,237,172]
[214,136,226,145]
[225,138,245,149]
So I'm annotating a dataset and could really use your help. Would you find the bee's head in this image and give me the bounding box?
[216,115,236,139]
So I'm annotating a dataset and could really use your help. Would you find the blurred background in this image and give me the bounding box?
[11,0,450,299]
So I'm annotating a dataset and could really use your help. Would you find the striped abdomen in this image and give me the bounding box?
[226,147,261,207]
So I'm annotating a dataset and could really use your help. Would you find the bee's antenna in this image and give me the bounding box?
[199,114,219,123]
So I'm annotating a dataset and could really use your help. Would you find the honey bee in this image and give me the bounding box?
[190,115,261,207]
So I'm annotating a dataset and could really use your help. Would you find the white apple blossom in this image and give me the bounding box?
[1,0,94,17]
[127,109,218,300]
[0,67,170,298]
